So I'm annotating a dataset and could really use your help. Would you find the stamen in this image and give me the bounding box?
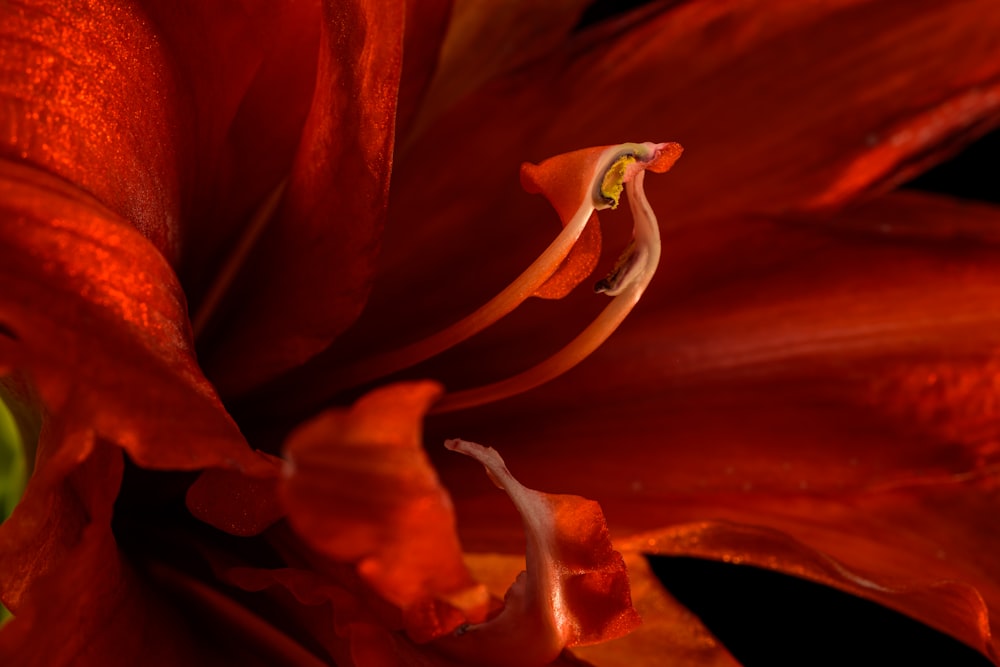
[432,147,673,414]
[331,143,679,399]
[192,180,288,339]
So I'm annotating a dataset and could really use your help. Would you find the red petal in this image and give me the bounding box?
[205,0,405,394]
[279,382,488,640]
[624,511,1000,664]
[0,0,184,261]
[138,0,323,286]
[0,162,253,472]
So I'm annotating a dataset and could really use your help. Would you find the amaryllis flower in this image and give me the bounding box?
[2,1,1000,665]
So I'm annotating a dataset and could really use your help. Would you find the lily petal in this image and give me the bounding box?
[138,0,323,287]
[278,382,489,640]
[0,162,252,472]
[437,439,640,666]
[407,0,593,141]
[0,0,183,260]
[205,0,405,394]
[186,450,285,537]
[395,0,453,141]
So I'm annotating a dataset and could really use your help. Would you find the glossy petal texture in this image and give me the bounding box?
[0,162,252,472]
[0,0,182,261]
[437,440,639,666]
[279,382,489,641]
[431,191,1000,660]
[0,162,274,659]
[205,0,405,394]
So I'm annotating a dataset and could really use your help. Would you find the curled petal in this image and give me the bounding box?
[437,439,639,666]
[0,162,252,472]
[278,382,489,640]
[205,0,405,394]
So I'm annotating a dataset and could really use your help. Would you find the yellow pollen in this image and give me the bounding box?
[599,155,636,208]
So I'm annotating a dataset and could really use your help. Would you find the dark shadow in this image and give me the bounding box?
[648,556,993,667]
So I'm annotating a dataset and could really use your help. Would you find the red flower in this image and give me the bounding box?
[2,1,1000,665]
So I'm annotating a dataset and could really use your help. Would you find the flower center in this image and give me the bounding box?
[331,142,682,411]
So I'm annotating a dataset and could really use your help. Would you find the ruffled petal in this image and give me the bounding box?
[0,162,253,472]
[279,382,489,640]
[205,0,406,394]
[430,192,1000,660]
[436,439,639,666]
